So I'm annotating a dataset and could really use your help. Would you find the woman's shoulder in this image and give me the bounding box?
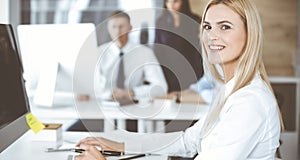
[226,77,277,113]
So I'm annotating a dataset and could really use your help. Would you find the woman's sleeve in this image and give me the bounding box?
[124,118,206,157]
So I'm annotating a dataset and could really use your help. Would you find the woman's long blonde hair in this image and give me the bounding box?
[200,0,284,137]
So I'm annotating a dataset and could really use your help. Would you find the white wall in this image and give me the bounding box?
[0,0,20,26]
[0,0,9,24]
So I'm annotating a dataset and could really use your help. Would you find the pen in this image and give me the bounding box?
[118,154,146,160]
[74,149,123,156]
[46,148,123,156]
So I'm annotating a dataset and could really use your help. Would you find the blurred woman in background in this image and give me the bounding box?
[154,0,203,92]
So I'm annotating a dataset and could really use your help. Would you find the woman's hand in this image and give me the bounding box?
[76,137,124,153]
[75,144,106,160]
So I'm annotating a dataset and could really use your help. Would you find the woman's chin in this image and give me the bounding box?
[208,58,222,65]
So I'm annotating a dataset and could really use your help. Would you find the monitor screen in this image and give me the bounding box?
[17,23,99,107]
[0,24,30,152]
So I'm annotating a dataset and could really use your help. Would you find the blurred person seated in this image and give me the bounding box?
[73,10,167,133]
[79,10,167,103]
[167,74,217,104]
[97,10,167,103]
[154,0,203,92]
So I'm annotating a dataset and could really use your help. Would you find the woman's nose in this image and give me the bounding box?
[207,30,219,40]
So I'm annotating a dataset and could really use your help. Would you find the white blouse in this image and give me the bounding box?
[123,74,280,160]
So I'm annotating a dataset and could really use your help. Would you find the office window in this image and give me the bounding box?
[20,0,159,24]
[21,0,111,24]
[20,0,161,45]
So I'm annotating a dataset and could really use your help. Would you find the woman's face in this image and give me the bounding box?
[165,0,182,13]
[202,4,246,66]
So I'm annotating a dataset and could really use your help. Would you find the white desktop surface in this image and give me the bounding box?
[31,99,209,120]
[30,99,209,133]
[0,131,168,160]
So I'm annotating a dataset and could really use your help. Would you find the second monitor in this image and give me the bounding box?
[17,23,99,107]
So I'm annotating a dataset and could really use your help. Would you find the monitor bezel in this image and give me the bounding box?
[0,23,30,153]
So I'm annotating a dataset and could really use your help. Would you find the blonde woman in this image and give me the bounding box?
[75,0,282,159]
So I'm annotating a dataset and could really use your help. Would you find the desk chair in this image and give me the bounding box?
[273,90,285,160]
[276,139,282,159]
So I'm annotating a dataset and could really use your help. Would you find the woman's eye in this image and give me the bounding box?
[221,25,231,30]
[203,25,211,30]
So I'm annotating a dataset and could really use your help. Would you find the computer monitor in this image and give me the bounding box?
[17,23,99,107]
[0,24,30,152]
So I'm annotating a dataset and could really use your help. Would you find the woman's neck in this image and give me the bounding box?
[222,61,237,83]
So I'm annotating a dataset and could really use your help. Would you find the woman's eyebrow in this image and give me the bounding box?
[203,20,233,25]
[216,20,233,25]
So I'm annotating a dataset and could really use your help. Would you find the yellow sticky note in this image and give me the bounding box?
[26,113,45,134]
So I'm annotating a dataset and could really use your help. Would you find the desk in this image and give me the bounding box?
[31,99,209,132]
[0,131,168,160]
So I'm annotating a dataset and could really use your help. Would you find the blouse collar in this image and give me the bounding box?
[224,76,236,98]
[224,73,261,98]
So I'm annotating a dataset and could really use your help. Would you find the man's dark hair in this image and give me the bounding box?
[109,10,131,23]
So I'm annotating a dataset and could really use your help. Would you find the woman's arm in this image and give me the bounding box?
[76,118,206,157]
